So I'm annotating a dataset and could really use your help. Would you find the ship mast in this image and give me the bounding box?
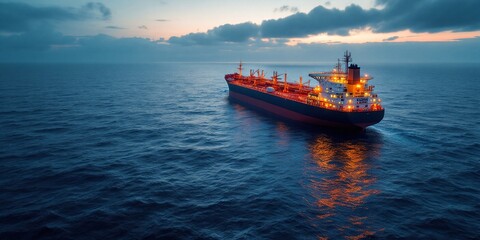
[237,61,243,76]
[336,58,342,73]
[342,50,352,73]
[283,73,288,92]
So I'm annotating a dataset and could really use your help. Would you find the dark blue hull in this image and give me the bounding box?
[227,83,384,129]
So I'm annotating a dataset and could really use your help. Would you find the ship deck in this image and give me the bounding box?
[228,79,310,104]
[228,78,380,113]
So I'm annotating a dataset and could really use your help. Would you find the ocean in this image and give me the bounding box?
[0,62,479,239]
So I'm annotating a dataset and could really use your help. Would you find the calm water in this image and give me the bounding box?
[0,62,479,239]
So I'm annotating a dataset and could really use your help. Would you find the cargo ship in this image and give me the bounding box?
[224,51,384,129]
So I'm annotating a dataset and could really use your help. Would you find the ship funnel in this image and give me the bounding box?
[347,64,361,84]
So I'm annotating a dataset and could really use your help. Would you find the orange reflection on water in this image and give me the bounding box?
[275,122,290,147]
[307,134,382,239]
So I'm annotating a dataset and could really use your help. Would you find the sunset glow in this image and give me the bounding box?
[286,30,480,45]
[1,0,479,62]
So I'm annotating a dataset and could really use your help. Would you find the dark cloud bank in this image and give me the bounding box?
[0,1,110,32]
[170,0,480,45]
[0,0,479,63]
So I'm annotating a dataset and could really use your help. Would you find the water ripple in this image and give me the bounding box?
[0,63,479,239]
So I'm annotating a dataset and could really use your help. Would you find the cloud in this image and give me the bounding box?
[169,3,378,46]
[1,1,480,63]
[174,0,480,44]
[257,0,480,39]
[168,22,259,45]
[375,0,480,33]
[0,2,75,32]
[0,2,112,33]
[261,4,380,38]
[274,5,299,13]
[267,0,480,36]
[383,36,399,41]
[0,26,75,51]
[2,33,480,63]
[138,25,148,30]
[62,34,164,62]
[266,1,480,39]
[106,25,125,30]
[0,1,112,54]
[155,19,169,22]
[82,2,111,20]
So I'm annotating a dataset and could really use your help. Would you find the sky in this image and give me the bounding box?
[1,0,479,63]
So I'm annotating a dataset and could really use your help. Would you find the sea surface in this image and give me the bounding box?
[0,62,479,239]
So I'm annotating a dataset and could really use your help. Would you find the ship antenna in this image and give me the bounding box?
[343,50,352,73]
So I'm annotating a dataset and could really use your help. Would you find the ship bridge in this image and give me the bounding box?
[309,72,347,84]
[309,50,372,84]
[309,72,373,84]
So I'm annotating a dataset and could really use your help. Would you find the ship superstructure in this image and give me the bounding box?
[224,51,384,128]
[307,51,382,112]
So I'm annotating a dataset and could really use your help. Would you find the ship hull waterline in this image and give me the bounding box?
[227,83,384,129]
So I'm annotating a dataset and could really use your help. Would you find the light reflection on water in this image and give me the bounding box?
[2,62,479,239]
[228,98,385,239]
[306,132,383,239]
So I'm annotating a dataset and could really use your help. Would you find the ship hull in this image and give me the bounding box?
[227,83,384,129]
